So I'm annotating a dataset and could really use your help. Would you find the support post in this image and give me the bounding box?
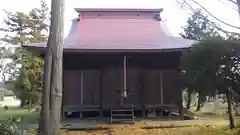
[160,71,164,116]
[160,71,163,104]
[121,55,127,105]
[80,71,84,119]
[140,69,145,117]
[99,70,103,117]
[123,55,127,96]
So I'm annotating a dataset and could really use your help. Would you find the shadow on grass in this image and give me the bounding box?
[201,112,218,116]
[62,127,113,134]
[0,107,39,123]
[142,125,186,129]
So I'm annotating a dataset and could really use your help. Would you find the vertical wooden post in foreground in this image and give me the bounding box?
[39,0,64,133]
[49,0,64,134]
[38,45,52,135]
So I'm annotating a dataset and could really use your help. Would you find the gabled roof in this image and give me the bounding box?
[23,8,197,53]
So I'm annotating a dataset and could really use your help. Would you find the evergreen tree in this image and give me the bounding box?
[180,9,222,111]
[1,0,49,108]
[181,39,240,128]
[180,9,221,40]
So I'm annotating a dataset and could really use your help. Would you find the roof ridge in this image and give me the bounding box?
[75,8,163,13]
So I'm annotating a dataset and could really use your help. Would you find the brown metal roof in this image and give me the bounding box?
[23,8,197,52]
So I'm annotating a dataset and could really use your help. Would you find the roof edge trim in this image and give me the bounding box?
[74,8,164,13]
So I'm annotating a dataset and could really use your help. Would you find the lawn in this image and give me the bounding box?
[0,107,39,123]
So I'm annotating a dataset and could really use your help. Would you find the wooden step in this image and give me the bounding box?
[112,114,133,116]
[110,108,135,124]
[111,119,134,121]
[111,109,133,112]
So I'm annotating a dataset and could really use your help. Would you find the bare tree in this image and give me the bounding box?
[177,0,240,36]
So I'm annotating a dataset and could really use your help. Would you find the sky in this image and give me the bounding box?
[0,0,239,38]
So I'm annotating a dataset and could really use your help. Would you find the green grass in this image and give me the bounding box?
[0,107,39,123]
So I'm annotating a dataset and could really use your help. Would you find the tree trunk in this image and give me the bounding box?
[38,47,52,135]
[28,99,32,111]
[213,94,219,113]
[226,90,235,129]
[49,0,64,134]
[233,102,239,116]
[196,91,203,111]
[186,90,192,110]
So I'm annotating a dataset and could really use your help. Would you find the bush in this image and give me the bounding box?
[4,106,9,110]
[0,117,24,135]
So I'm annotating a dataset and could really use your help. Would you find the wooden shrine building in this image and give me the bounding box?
[23,8,196,122]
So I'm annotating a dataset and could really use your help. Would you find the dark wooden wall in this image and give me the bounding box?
[63,70,82,106]
[62,52,182,109]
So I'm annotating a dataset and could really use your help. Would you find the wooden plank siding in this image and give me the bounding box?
[82,70,100,105]
[63,70,82,107]
[62,52,182,110]
[125,68,142,107]
[102,68,122,108]
[143,70,162,105]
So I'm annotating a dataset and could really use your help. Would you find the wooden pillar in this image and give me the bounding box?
[123,55,127,97]
[160,71,164,116]
[80,71,84,119]
[121,55,127,105]
[99,70,103,117]
[160,71,163,104]
[140,69,146,117]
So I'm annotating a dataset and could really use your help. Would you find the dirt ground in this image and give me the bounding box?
[60,124,239,135]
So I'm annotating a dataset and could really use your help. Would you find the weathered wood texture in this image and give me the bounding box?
[48,0,64,134]
[62,52,182,110]
[125,68,142,107]
[63,70,82,106]
[39,47,52,135]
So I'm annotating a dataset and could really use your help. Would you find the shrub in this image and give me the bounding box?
[4,106,9,110]
[0,117,24,135]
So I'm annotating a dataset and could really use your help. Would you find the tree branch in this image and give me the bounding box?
[227,0,238,5]
[218,0,239,13]
[179,0,240,30]
[179,0,240,38]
